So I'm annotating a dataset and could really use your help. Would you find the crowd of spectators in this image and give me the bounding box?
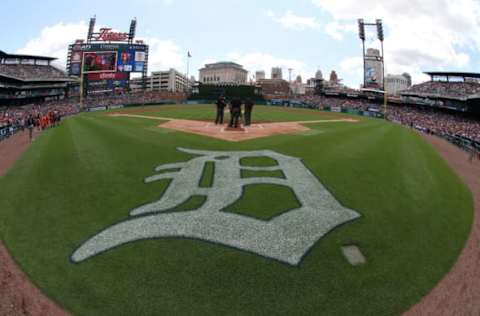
[0,100,79,141]
[297,95,480,150]
[0,64,69,81]
[81,91,187,108]
[386,105,480,144]
[2,92,479,156]
[404,81,480,99]
[296,95,379,111]
[0,91,187,141]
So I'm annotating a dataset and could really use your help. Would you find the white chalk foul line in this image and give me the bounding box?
[110,114,359,125]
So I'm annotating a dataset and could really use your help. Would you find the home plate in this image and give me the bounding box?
[158,119,310,142]
[109,114,359,142]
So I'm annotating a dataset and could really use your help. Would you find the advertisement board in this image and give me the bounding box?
[331,106,342,113]
[364,54,383,88]
[83,52,117,73]
[117,49,146,73]
[365,66,379,86]
[69,43,147,75]
[87,72,129,81]
[70,63,81,76]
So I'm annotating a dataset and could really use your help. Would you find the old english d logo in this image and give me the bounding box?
[71,148,360,266]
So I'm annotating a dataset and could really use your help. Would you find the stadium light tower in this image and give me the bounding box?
[87,16,96,44]
[376,19,387,114]
[128,18,137,44]
[376,19,385,91]
[358,18,385,91]
[358,19,366,88]
[358,18,387,115]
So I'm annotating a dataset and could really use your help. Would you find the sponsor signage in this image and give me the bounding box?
[83,51,118,73]
[88,106,108,112]
[69,43,147,76]
[117,49,146,73]
[87,72,129,81]
[91,28,129,42]
[331,106,342,113]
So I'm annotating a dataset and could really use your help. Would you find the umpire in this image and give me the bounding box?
[244,98,254,126]
[215,95,227,125]
[229,97,242,128]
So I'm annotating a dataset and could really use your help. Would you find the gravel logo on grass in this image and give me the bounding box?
[71,148,360,266]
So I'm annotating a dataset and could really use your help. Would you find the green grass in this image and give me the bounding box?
[240,156,279,167]
[241,169,285,179]
[0,104,473,315]
[122,103,348,122]
[199,161,215,188]
[224,184,300,220]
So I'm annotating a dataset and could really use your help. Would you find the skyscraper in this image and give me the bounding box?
[271,67,283,80]
[255,70,266,81]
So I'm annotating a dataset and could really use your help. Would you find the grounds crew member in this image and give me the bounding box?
[229,97,242,128]
[215,96,227,125]
[244,98,254,126]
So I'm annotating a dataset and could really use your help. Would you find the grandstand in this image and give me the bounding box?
[0,51,75,106]
[401,72,480,114]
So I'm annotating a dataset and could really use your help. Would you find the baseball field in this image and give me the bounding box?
[0,104,474,315]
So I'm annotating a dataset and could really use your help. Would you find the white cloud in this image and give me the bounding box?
[17,21,88,69]
[16,21,186,75]
[324,21,357,40]
[267,10,320,30]
[142,38,185,73]
[312,0,480,83]
[337,56,362,87]
[339,56,363,75]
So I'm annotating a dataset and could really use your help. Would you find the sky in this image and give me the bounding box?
[2,0,480,88]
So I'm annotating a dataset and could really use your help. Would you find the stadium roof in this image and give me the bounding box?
[0,50,56,61]
[425,71,480,79]
[200,62,247,72]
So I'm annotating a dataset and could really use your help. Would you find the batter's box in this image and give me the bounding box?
[158,119,355,142]
[109,114,359,142]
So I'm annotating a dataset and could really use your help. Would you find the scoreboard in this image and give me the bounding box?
[66,17,149,95]
[68,43,147,76]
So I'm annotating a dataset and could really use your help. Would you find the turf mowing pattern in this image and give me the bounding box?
[0,105,474,315]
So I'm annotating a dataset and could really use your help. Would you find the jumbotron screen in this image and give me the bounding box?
[83,52,117,73]
[69,43,147,76]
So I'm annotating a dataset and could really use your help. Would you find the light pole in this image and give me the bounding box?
[358,18,387,116]
[186,51,191,94]
[358,19,366,89]
[376,19,387,116]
